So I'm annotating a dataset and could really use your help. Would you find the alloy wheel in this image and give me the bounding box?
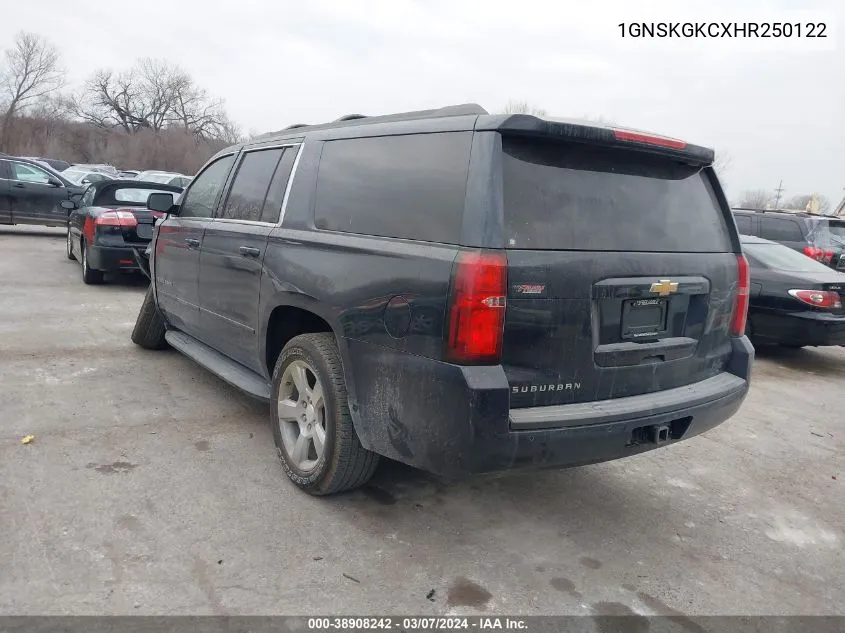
[277,360,327,472]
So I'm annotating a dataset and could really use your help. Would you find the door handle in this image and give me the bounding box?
[12,183,24,188]
[184,238,200,248]
[239,246,261,257]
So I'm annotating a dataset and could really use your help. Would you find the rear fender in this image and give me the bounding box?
[259,293,364,438]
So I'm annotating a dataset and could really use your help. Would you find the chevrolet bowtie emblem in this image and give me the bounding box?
[649,279,679,296]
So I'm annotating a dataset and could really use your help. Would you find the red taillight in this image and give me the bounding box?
[83,216,95,244]
[731,255,750,336]
[445,251,507,364]
[95,210,138,228]
[613,129,687,150]
[803,246,824,261]
[822,249,834,264]
[788,289,842,309]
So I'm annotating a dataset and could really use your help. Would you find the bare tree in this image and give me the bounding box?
[72,58,232,141]
[0,32,64,147]
[503,100,547,116]
[736,189,773,210]
[785,193,831,214]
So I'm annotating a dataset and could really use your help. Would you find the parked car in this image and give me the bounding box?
[72,163,119,175]
[131,103,752,495]
[19,156,72,172]
[733,208,845,270]
[62,168,116,186]
[134,170,192,188]
[741,235,845,347]
[117,170,140,179]
[0,156,83,227]
[65,180,184,284]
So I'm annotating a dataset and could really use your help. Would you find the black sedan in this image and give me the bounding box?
[65,180,182,284]
[0,156,83,227]
[742,235,845,347]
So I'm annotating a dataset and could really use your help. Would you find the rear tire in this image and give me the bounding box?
[81,242,104,285]
[271,333,379,495]
[66,227,76,260]
[131,286,168,350]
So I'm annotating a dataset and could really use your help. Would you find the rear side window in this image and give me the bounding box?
[220,148,283,222]
[759,217,803,242]
[261,147,298,224]
[501,137,732,252]
[314,132,472,243]
[734,215,753,235]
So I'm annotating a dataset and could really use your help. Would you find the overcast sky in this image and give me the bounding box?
[4,0,843,207]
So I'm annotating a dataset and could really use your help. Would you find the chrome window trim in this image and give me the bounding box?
[207,143,303,228]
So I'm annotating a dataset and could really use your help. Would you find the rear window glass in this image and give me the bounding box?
[501,137,732,252]
[314,132,472,243]
[107,187,175,205]
[744,242,833,273]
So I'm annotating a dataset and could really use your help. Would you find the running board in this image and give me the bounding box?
[164,330,272,402]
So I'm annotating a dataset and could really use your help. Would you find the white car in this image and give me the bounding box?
[135,170,193,188]
[63,169,116,186]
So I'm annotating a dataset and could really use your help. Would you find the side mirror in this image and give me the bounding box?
[60,199,77,210]
[147,192,175,213]
[48,176,63,187]
[81,178,90,184]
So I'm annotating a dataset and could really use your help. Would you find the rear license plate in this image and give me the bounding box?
[136,224,154,239]
[621,298,668,340]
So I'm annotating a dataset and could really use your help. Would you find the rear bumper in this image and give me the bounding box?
[753,310,845,346]
[348,336,753,479]
[87,244,147,272]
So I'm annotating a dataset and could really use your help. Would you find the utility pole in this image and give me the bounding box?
[773,180,785,209]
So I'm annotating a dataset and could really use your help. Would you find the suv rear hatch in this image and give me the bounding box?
[499,132,741,409]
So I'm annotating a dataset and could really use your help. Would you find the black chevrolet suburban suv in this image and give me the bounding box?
[132,104,753,495]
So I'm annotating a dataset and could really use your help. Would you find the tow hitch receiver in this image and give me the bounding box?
[629,417,693,446]
[649,425,671,443]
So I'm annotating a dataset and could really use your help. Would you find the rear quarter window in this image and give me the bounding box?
[501,137,732,252]
[313,132,472,243]
[759,217,804,242]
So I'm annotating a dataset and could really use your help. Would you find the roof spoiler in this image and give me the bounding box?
[477,114,714,164]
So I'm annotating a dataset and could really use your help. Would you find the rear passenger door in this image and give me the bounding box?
[198,144,300,371]
[155,153,236,339]
[758,215,806,253]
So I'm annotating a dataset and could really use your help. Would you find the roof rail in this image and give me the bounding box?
[264,103,488,138]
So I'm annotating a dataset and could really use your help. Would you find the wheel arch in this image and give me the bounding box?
[261,297,362,431]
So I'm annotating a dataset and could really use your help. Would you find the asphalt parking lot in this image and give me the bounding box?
[1,225,843,616]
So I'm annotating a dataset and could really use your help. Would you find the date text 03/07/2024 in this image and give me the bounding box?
[306,617,529,631]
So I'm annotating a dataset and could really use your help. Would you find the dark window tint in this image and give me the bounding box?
[734,214,753,235]
[261,146,298,223]
[759,217,804,242]
[501,137,732,252]
[314,132,472,243]
[220,149,283,221]
[180,154,235,219]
